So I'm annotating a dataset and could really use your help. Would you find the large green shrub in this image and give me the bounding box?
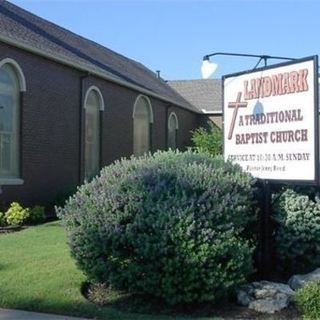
[295,281,320,319]
[191,122,222,156]
[57,150,257,305]
[272,188,320,274]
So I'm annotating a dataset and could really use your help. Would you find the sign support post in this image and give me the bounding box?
[260,180,272,278]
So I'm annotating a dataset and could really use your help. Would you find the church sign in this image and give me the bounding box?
[223,56,318,183]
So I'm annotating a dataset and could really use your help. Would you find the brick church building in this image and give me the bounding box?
[0,1,213,208]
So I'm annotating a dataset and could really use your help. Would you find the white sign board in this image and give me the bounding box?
[223,57,318,182]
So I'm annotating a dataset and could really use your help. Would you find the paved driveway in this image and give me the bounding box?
[0,308,92,320]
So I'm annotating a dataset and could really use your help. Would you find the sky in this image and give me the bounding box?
[8,0,320,81]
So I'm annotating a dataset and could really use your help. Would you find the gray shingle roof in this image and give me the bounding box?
[167,79,222,113]
[0,0,199,113]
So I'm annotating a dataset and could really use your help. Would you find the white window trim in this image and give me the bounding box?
[168,112,179,130]
[0,178,24,185]
[83,86,105,110]
[132,94,154,123]
[0,58,26,92]
[0,179,24,195]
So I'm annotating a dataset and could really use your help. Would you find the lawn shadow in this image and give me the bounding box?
[0,262,12,271]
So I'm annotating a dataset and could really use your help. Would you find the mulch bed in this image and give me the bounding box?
[0,225,25,234]
[82,282,301,319]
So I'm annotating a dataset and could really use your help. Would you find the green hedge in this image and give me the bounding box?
[273,188,320,274]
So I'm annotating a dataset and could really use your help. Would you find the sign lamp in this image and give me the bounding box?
[201,57,217,79]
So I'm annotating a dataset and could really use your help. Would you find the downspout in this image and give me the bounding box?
[165,104,170,150]
[99,100,103,170]
[149,121,153,153]
[79,72,90,184]
[19,91,23,183]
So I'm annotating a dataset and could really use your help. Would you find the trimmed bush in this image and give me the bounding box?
[191,122,222,156]
[28,206,46,224]
[5,202,30,226]
[272,188,320,274]
[57,150,257,305]
[295,281,320,319]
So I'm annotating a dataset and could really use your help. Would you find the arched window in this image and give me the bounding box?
[0,61,25,179]
[84,86,104,180]
[168,112,179,150]
[133,95,153,156]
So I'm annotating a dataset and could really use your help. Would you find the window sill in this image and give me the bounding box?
[0,178,24,185]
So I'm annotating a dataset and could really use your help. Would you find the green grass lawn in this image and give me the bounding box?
[0,222,217,320]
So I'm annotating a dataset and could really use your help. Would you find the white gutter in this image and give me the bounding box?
[0,34,200,114]
[201,109,222,115]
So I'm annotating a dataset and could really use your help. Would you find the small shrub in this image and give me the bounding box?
[0,212,6,227]
[272,188,320,274]
[295,281,320,319]
[57,150,257,305]
[191,122,222,156]
[5,202,30,226]
[27,206,46,224]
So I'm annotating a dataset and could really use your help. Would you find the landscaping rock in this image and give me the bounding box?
[237,288,252,306]
[237,281,294,314]
[288,268,320,290]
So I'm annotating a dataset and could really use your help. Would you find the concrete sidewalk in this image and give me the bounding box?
[0,308,92,320]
